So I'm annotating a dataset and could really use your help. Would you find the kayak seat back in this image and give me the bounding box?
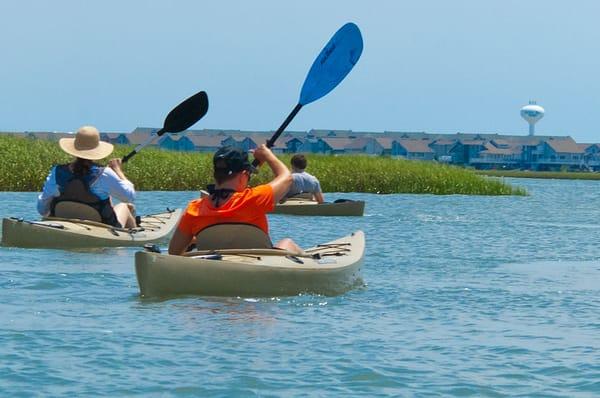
[284,192,313,202]
[194,223,273,250]
[53,201,103,223]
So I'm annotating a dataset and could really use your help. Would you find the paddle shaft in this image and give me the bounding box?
[252,103,303,167]
[122,128,165,163]
[252,23,362,166]
[121,90,209,163]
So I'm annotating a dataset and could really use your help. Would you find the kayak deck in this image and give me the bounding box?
[1,209,182,249]
[135,230,365,298]
[272,199,365,216]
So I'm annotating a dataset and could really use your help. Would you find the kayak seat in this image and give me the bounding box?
[194,223,273,250]
[291,192,313,200]
[283,192,313,202]
[53,201,103,223]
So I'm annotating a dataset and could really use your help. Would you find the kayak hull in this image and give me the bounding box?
[272,199,365,216]
[1,209,181,249]
[135,230,365,298]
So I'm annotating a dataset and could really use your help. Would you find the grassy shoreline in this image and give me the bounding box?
[476,170,600,180]
[0,135,526,195]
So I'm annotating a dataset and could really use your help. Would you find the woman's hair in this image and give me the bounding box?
[72,157,93,176]
[291,154,307,170]
[214,169,246,185]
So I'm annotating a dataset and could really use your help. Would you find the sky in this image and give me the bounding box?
[1,0,600,142]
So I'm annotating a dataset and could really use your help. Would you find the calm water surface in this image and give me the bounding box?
[1,179,599,397]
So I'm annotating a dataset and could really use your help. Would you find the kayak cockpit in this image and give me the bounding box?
[53,201,103,223]
[194,223,273,250]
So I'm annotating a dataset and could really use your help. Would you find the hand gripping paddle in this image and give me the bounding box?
[253,22,363,166]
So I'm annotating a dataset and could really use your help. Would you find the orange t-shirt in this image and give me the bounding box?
[177,184,274,236]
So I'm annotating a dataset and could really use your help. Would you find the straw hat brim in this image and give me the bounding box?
[59,138,114,160]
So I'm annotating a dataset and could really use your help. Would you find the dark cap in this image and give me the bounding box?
[213,146,255,175]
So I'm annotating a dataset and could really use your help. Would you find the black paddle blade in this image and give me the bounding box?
[163,91,209,134]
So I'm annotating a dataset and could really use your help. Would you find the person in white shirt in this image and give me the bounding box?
[284,154,325,203]
[37,126,137,228]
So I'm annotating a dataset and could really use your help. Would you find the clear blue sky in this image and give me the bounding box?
[2,1,599,141]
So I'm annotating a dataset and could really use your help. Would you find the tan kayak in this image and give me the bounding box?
[272,198,365,216]
[135,230,365,298]
[1,209,182,249]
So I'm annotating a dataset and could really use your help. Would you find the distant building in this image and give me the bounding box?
[469,142,523,169]
[532,137,584,171]
[392,139,435,160]
[8,127,600,172]
[344,137,384,155]
[448,139,486,164]
[429,138,456,160]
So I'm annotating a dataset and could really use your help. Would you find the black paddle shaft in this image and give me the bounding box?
[252,103,303,167]
[122,91,209,163]
[122,127,164,163]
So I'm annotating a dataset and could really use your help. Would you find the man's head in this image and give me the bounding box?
[213,146,255,185]
[291,154,307,171]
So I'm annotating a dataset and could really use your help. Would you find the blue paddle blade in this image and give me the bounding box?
[299,23,363,106]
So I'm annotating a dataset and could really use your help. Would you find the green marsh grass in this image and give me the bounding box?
[476,169,600,180]
[0,135,526,195]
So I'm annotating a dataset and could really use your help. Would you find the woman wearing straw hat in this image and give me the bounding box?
[37,126,137,228]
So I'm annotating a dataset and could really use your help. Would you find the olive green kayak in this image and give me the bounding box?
[272,198,365,216]
[135,230,365,298]
[1,209,182,249]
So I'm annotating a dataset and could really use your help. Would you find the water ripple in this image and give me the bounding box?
[1,183,600,396]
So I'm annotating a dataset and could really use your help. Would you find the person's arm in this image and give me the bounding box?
[313,179,324,203]
[37,167,59,216]
[313,191,325,204]
[107,158,130,182]
[253,145,292,204]
[102,159,136,203]
[168,228,194,255]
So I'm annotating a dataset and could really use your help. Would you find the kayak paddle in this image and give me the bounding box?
[122,90,209,163]
[253,22,363,166]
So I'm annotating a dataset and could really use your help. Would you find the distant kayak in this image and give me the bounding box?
[135,230,365,298]
[273,197,365,216]
[1,209,181,249]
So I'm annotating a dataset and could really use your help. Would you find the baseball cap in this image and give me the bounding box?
[213,146,255,175]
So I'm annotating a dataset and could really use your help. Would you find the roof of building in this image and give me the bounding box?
[480,142,522,155]
[320,137,355,150]
[186,134,229,147]
[395,139,434,153]
[430,138,457,146]
[457,139,486,146]
[101,132,126,139]
[490,138,513,148]
[345,137,379,150]
[374,136,395,149]
[576,143,600,151]
[309,129,353,137]
[545,137,584,154]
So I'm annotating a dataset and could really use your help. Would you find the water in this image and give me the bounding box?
[1,179,599,396]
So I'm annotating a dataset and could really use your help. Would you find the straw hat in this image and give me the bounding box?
[59,126,114,160]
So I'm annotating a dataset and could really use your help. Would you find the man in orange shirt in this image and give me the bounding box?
[168,144,302,255]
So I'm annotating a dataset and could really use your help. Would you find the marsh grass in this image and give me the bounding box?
[476,169,600,181]
[0,135,526,195]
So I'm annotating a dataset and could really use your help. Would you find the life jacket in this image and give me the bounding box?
[50,164,120,227]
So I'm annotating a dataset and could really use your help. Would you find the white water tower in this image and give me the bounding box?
[520,101,545,136]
